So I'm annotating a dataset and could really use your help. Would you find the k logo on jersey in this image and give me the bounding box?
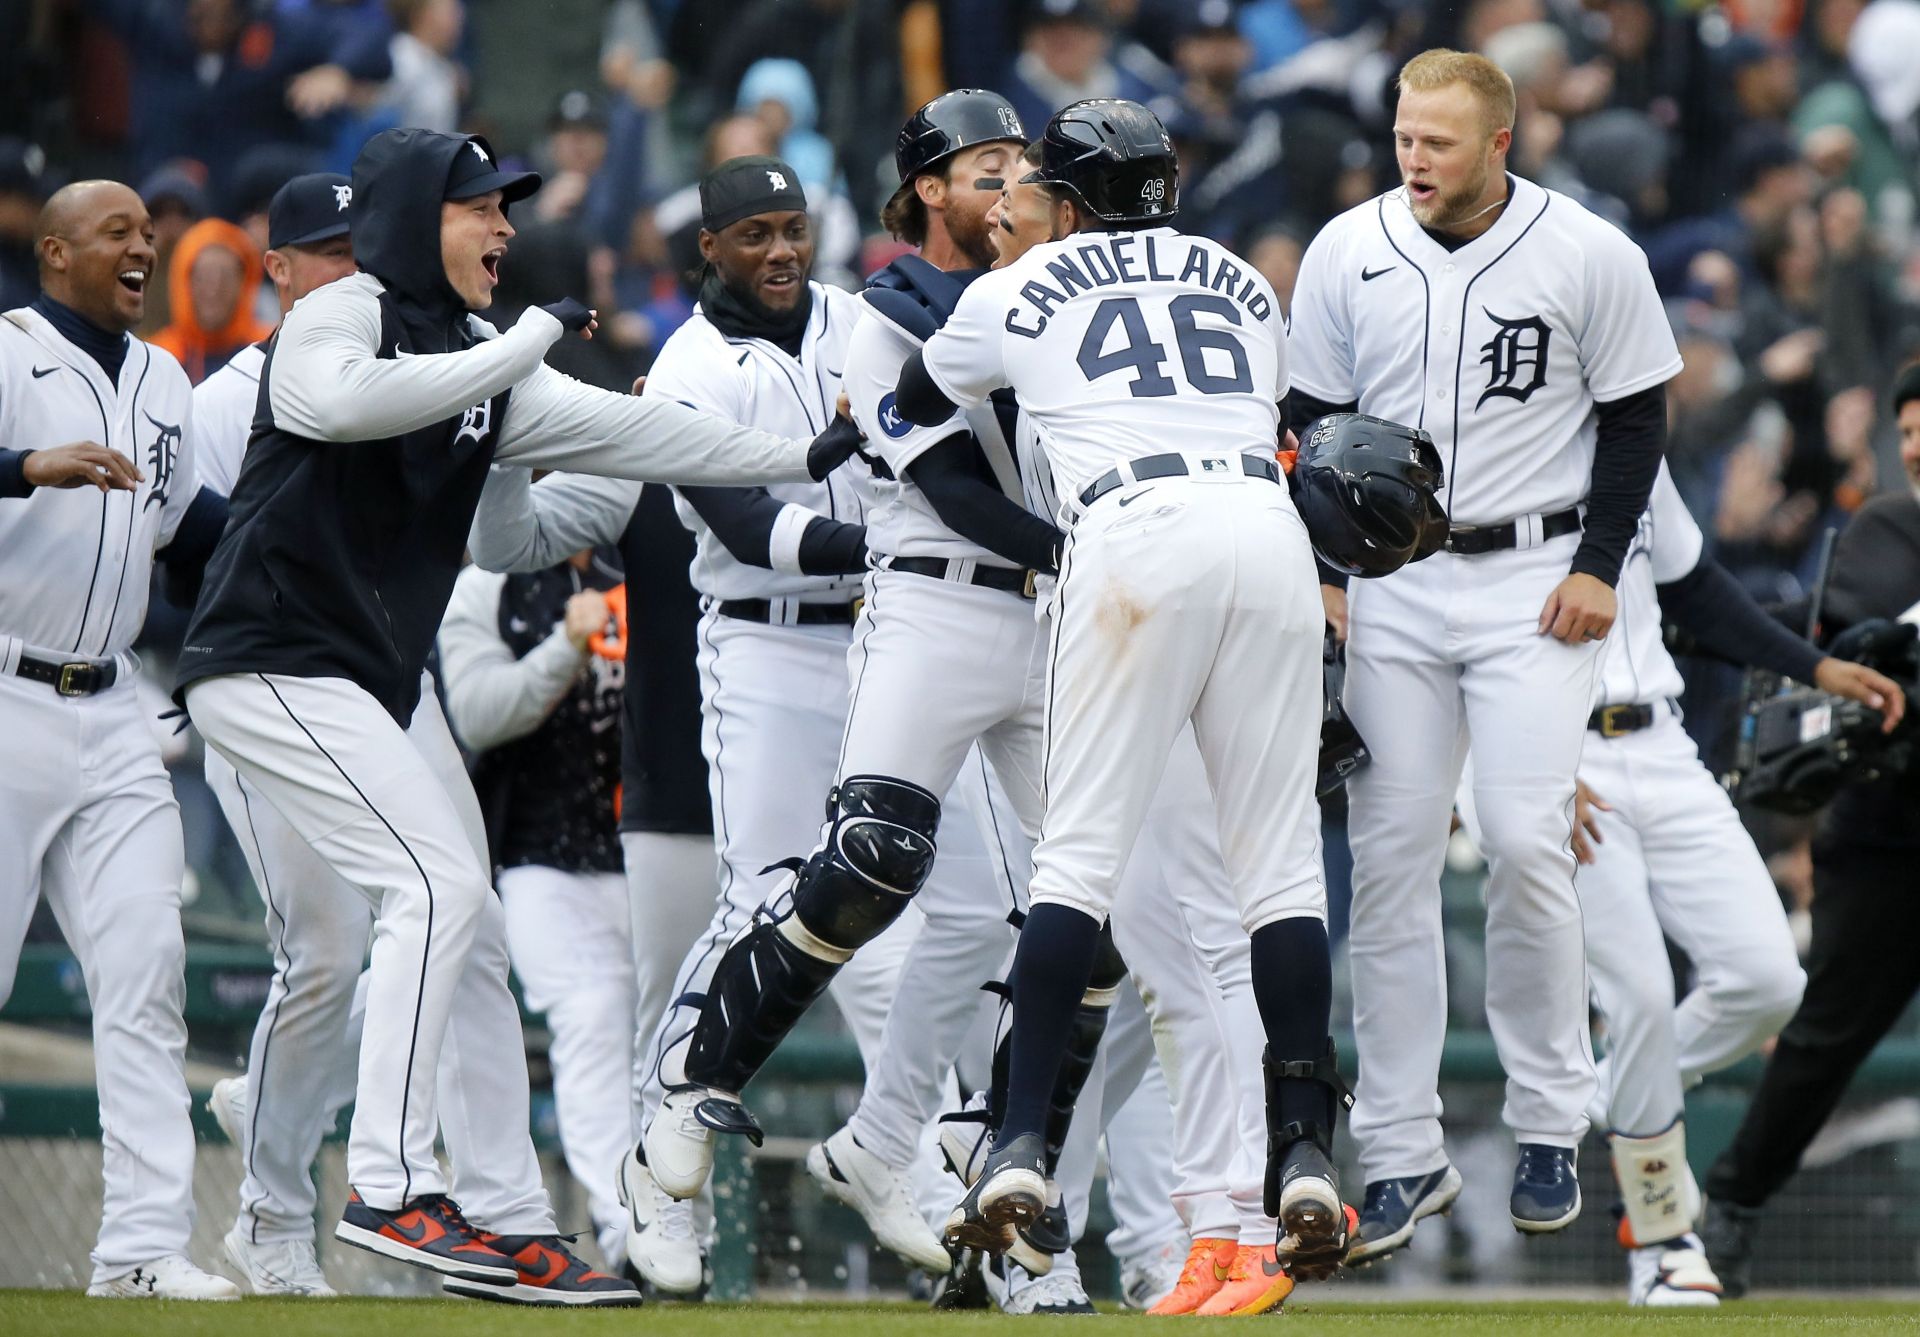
[876,391,912,439]
[143,411,180,510]
[1477,310,1551,409]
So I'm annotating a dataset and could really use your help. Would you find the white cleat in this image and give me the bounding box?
[644,1086,758,1200]
[1001,1270,1096,1314]
[207,1075,249,1146]
[1630,1236,1723,1307]
[1118,1236,1186,1310]
[88,1255,241,1300]
[617,1143,704,1294]
[222,1222,336,1296]
[807,1126,951,1274]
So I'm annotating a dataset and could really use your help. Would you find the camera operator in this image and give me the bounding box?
[1702,363,1920,1297]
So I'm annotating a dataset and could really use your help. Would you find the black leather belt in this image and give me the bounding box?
[16,653,119,697]
[1078,452,1281,508]
[1444,506,1582,556]
[1588,702,1656,737]
[715,599,860,626]
[887,556,1036,599]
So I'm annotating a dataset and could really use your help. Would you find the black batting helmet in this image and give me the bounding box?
[1292,413,1447,578]
[894,89,1028,185]
[1022,98,1177,224]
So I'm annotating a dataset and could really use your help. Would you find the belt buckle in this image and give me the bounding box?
[1022,570,1038,600]
[57,662,91,697]
[1598,705,1631,738]
[851,596,865,622]
[1443,525,1478,554]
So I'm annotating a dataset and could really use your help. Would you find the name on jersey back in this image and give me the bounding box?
[1005,233,1271,338]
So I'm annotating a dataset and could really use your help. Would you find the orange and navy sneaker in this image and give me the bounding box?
[1146,1236,1237,1315]
[333,1191,518,1283]
[445,1234,643,1307]
[1194,1244,1296,1317]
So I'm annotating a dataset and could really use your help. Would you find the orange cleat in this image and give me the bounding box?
[1146,1236,1238,1315]
[1194,1244,1296,1317]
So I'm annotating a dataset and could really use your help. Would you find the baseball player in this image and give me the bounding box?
[898,99,1354,1280]
[466,155,954,1294]
[1475,464,1899,1304]
[194,172,364,1297]
[0,179,236,1300]
[438,547,633,1270]
[174,127,861,1303]
[1285,49,1680,1256]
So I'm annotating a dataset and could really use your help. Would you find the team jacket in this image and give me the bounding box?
[175,128,819,723]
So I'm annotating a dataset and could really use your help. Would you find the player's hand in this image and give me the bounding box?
[1539,572,1616,644]
[1321,583,1348,643]
[1570,777,1611,866]
[538,298,598,338]
[22,442,143,492]
[286,64,353,118]
[563,589,611,652]
[1813,657,1907,733]
[630,375,648,396]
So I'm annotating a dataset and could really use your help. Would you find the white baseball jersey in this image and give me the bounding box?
[919,227,1288,510]
[842,305,1024,564]
[0,307,197,659]
[644,281,873,601]
[191,340,265,497]
[1598,464,1703,709]
[1287,174,1682,526]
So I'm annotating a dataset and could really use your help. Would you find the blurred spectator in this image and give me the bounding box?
[532,90,609,226]
[1244,222,1308,316]
[1004,0,1177,140]
[136,162,210,334]
[1646,129,1814,293]
[88,0,392,192]
[150,217,273,383]
[382,0,465,132]
[736,59,837,202]
[464,0,605,155]
[0,139,50,310]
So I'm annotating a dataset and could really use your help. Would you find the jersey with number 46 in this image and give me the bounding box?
[920,227,1287,513]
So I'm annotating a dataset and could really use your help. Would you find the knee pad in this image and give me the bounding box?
[683,920,840,1094]
[788,775,939,958]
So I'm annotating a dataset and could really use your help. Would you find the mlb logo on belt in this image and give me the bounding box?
[1200,457,1228,472]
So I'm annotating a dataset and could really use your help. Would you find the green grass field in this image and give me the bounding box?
[6,1294,1920,1336]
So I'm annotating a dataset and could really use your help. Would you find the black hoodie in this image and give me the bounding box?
[178,130,518,722]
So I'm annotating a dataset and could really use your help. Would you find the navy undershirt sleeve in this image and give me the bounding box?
[0,449,35,499]
[905,433,1063,574]
[895,350,960,427]
[1574,385,1666,586]
[680,484,868,576]
[1659,554,1824,682]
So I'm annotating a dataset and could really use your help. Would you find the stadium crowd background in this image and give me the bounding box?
[1,0,1918,1292]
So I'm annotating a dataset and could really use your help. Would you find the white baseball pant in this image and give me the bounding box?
[1344,535,1601,1182]
[186,672,555,1231]
[639,615,917,1119]
[498,865,636,1264]
[1571,711,1805,1136]
[0,668,197,1285]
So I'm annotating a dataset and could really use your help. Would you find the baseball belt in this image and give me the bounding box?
[885,556,1036,600]
[1078,451,1282,509]
[1443,507,1582,556]
[14,653,119,697]
[715,598,861,626]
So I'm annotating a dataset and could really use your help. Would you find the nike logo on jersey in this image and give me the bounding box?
[1361,266,1396,282]
[1117,487,1154,507]
[31,365,56,378]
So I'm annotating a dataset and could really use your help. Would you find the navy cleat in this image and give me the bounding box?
[1345,1164,1464,1265]
[1511,1143,1582,1232]
[943,1132,1047,1255]
[1699,1197,1760,1300]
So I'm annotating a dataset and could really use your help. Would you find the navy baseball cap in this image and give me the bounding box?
[268,172,354,249]
[444,134,541,204]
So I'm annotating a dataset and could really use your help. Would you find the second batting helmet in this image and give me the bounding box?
[894,90,1028,185]
[1022,98,1177,224]
[1292,413,1447,578]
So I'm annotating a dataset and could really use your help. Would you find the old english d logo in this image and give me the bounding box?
[143,411,180,509]
[1477,310,1551,409]
[453,398,494,449]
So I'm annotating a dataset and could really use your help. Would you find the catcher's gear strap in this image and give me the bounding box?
[864,253,977,346]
